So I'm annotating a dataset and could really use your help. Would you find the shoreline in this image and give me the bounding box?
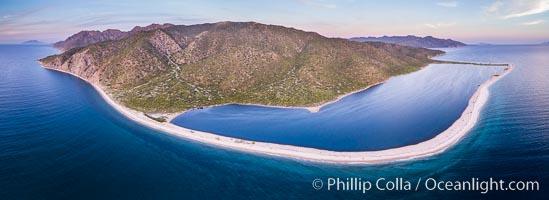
[263,81,385,114]
[174,60,502,116]
[168,81,385,119]
[40,63,513,164]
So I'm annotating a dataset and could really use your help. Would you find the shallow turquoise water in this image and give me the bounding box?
[0,44,547,199]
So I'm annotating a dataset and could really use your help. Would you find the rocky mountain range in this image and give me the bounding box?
[52,23,174,51]
[41,22,444,113]
[349,35,466,48]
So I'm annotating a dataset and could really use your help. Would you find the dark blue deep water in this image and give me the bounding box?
[0,44,548,199]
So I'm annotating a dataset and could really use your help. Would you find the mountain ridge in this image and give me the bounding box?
[349,35,466,48]
[41,21,444,113]
[52,23,174,51]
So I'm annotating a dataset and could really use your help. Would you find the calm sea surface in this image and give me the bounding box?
[172,63,502,151]
[0,44,547,199]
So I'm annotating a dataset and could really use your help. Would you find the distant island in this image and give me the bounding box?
[349,35,466,48]
[542,41,549,45]
[22,40,47,45]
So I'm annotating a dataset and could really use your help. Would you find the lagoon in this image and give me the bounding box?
[172,64,503,151]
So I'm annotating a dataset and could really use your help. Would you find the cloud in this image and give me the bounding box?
[437,1,458,8]
[520,19,545,25]
[0,7,43,22]
[297,0,337,9]
[502,0,549,18]
[485,1,504,12]
[72,11,210,30]
[485,0,549,19]
[424,22,456,29]
[2,14,16,19]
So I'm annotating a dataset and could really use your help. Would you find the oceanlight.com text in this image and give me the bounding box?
[312,177,539,194]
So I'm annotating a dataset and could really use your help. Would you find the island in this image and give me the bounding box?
[39,21,511,164]
[349,35,466,48]
[41,22,443,113]
[22,40,47,45]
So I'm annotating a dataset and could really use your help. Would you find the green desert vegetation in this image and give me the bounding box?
[40,22,444,113]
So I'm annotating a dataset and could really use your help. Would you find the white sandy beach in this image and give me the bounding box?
[41,64,513,164]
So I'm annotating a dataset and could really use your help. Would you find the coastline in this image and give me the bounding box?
[168,81,385,119]
[40,63,513,164]
[188,59,496,115]
[263,81,385,113]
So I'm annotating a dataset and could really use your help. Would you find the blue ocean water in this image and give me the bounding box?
[172,64,502,151]
[0,44,547,199]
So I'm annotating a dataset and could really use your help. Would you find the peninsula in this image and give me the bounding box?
[40,22,443,114]
[39,21,511,164]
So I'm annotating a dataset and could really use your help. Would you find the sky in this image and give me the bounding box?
[0,0,548,44]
